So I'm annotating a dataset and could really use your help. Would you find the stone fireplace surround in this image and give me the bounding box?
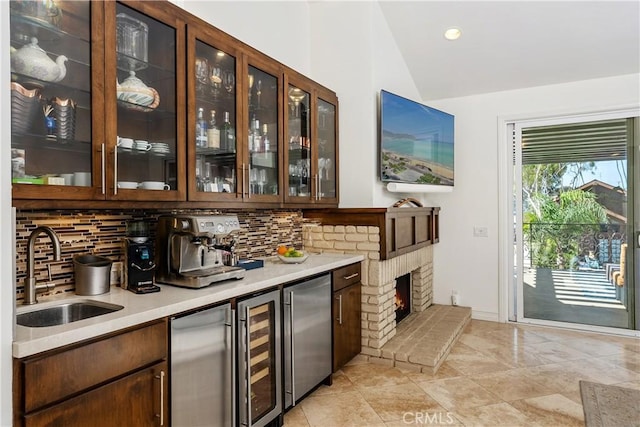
[303,222,471,372]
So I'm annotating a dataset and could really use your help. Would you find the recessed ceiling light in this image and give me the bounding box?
[444,27,462,41]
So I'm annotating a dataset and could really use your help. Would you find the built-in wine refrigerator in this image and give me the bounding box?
[237,289,282,427]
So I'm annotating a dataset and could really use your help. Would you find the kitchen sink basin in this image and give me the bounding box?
[17,300,124,327]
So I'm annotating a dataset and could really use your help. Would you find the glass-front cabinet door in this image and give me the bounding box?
[10,0,103,200]
[104,1,185,201]
[187,24,239,202]
[244,57,281,203]
[284,77,312,203]
[316,89,339,204]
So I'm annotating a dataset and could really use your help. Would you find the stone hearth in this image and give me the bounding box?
[303,222,470,372]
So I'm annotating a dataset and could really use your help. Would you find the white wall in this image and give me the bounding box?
[308,1,422,208]
[1,2,14,424]
[426,74,640,320]
[180,1,311,76]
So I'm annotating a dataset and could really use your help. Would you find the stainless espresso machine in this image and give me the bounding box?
[155,214,246,288]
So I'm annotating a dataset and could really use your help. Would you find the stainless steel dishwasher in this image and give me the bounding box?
[283,274,332,408]
[170,302,234,426]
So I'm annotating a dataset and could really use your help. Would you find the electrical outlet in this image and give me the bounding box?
[473,226,488,237]
[111,261,123,285]
[451,290,459,306]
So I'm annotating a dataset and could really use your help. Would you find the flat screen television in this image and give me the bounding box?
[379,90,454,187]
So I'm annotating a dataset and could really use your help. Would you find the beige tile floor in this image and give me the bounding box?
[284,320,640,427]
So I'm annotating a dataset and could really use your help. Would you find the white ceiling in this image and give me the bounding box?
[378,1,640,100]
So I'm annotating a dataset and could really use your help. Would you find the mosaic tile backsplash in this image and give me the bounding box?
[15,209,304,302]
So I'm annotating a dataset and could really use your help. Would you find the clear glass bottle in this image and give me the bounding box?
[249,114,258,152]
[207,110,220,149]
[222,111,235,152]
[262,123,270,153]
[196,107,208,148]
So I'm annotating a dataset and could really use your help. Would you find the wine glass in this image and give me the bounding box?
[256,79,262,107]
[223,70,235,95]
[248,74,254,105]
[210,66,222,97]
[195,57,209,95]
[250,168,257,194]
[258,168,267,194]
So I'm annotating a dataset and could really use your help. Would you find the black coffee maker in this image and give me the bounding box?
[123,221,160,294]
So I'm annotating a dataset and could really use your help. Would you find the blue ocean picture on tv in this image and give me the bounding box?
[380,90,454,186]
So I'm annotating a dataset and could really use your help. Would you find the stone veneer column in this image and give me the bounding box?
[303,223,433,357]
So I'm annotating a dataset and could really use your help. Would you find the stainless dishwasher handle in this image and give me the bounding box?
[343,273,359,280]
[227,308,236,427]
[155,370,165,426]
[337,294,343,325]
[245,305,252,427]
[290,291,296,405]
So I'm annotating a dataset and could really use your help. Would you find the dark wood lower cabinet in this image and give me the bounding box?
[14,321,168,427]
[332,263,362,372]
[24,362,168,427]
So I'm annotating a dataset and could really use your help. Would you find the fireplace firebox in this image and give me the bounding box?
[395,273,411,323]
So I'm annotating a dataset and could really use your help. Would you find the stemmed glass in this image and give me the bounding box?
[256,79,262,108]
[223,70,235,95]
[248,74,254,106]
[250,168,257,195]
[210,66,222,97]
[258,168,267,195]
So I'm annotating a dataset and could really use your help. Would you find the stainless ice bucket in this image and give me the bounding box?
[73,254,112,295]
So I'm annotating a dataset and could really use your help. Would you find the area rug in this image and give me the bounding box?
[580,380,640,427]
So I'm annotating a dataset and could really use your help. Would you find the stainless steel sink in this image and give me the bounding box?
[17,300,124,327]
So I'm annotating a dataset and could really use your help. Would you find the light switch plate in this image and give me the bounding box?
[473,226,488,237]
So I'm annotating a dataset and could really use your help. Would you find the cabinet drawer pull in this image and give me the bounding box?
[337,294,343,325]
[155,370,165,426]
[343,273,359,280]
[100,143,105,194]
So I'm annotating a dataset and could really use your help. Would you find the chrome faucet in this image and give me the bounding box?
[23,226,61,305]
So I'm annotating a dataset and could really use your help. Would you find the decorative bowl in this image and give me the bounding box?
[277,253,309,264]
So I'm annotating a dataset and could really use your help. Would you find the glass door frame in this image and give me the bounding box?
[185,18,242,202]
[241,52,284,204]
[104,0,186,201]
[500,108,640,335]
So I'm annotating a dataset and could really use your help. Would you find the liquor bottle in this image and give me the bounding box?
[262,123,270,153]
[253,118,262,153]
[249,114,257,152]
[222,111,235,152]
[196,107,207,148]
[207,110,220,149]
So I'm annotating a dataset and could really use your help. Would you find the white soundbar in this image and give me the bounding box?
[386,182,453,193]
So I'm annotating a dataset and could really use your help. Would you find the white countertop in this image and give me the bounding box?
[13,253,364,358]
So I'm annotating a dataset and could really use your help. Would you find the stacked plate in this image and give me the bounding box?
[150,142,170,156]
[11,82,42,134]
[51,97,76,141]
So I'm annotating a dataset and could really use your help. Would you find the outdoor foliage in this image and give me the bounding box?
[522,162,608,269]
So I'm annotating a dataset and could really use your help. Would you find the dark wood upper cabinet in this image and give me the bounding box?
[10,0,338,209]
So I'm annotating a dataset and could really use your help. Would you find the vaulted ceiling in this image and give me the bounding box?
[378,1,640,100]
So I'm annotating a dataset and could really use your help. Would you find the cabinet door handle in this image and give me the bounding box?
[337,294,343,325]
[113,146,118,195]
[241,163,247,199]
[247,164,252,199]
[154,370,165,426]
[343,273,359,280]
[100,143,105,195]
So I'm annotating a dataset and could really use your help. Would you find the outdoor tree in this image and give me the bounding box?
[524,189,608,269]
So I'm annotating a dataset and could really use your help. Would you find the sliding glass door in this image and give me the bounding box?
[512,114,637,331]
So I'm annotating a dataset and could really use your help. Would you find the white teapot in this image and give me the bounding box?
[10,37,67,83]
